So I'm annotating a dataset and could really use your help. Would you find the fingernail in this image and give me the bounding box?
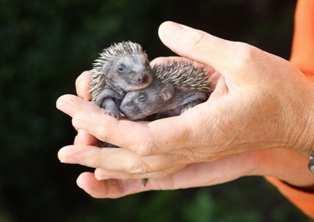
[57,148,67,163]
[72,117,80,128]
[58,146,75,163]
[56,95,74,110]
[56,96,64,110]
[76,176,84,189]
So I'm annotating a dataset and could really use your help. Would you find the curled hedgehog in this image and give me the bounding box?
[120,60,212,120]
[90,41,153,118]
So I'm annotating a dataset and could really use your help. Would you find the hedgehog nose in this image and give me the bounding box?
[137,74,149,84]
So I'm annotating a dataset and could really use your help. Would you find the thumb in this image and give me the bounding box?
[75,70,91,101]
[158,21,247,84]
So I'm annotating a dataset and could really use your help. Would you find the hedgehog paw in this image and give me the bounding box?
[104,109,122,119]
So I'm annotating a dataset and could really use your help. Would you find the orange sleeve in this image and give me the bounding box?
[290,0,314,75]
[266,177,314,218]
[267,0,314,218]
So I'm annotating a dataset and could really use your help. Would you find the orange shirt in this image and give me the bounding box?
[268,0,314,219]
[291,0,314,75]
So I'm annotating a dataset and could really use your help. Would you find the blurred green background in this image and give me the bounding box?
[0,0,311,221]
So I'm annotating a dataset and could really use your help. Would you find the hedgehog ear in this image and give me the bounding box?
[101,63,110,75]
[160,85,175,101]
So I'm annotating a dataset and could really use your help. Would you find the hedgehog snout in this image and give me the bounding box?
[137,74,147,83]
[136,73,151,85]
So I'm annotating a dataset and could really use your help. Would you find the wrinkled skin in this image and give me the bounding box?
[57,22,314,199]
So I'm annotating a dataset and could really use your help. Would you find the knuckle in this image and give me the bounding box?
[190,31,207,51]
[94,169,105,180]
[86,155,100,168]
[71,117,79,129]
[94,120,113,142]
[233,41,252,52]
[72,113,86,128]
[232,42,257,67]
[95,124,110,142]
[134,139,156,155]
[127,159,145,174]
[94,114,118,142]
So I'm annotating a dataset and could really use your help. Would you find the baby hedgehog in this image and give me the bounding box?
[90,41,153,118]
[120,60,212,120]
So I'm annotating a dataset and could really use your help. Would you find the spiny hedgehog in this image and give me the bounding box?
[120,60,212,120]
[153,60,210,92]
[90,41,153,118]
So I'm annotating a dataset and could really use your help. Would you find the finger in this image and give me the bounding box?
[94,165,185,180]
[74,129,97,145]
[158,21,253,83]
[74,71,94,146]
[58,145,176,174]
[76,172,108,198]
[56,94,100,117]
[76,172,148,198]
[75,70,91,100]
[94,168,129,180]
[77,153,252,199]
[56,94,153,150]
[77,165,205,199]
[57,94,196,155]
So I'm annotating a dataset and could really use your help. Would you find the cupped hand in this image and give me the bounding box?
[57,21,314,198]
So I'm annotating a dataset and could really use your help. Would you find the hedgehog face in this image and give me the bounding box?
[108,54,153,91]
[120,81,175,120]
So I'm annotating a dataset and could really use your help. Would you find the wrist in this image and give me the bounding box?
[253,148,314,188]
[292,79,314,155]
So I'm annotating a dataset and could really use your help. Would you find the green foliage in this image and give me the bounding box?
[0,0,309,221]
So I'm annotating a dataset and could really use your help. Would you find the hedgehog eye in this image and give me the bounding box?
[117,64,126,73]
[136,92,147,103]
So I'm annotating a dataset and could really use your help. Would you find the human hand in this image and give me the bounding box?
[57,21,314,197]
